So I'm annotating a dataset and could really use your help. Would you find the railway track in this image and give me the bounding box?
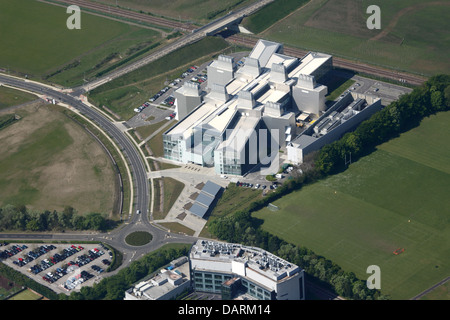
[227,35,427,86]
[48,1,426,86]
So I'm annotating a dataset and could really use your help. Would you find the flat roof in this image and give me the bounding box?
[226,77,249,96]
[202,180,222,197]
[290,134,317,148]
[189,203,209,218]
[258,88,289,105]
[190,240,301,283]
[266,53,297,70]
[203,99,238,134]
[166,102,216,138]
[216,114,260,153]
[195,192,215,208]
[288,52,331,78]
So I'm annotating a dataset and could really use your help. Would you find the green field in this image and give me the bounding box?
[0,104,117,215]
[0,86,37,111]
[0,0,162,86]
[251,0,450,76]
[242,0,309,34]
[7,289,42,301]
[253,111,450,299]
[96,0,257,23]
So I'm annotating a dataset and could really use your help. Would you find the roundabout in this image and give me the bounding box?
[124,231,153,246]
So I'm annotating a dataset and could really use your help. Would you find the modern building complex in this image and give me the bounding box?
[124,256,191,300]
[287,91,382,164]
[124,240,304,300]
[189,240,305,300]
[164,39,333,175]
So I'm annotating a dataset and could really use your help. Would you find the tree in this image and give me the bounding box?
[83,212,106,231]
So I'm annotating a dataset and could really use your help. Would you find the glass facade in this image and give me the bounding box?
[193,270,274,300]
[163,135,182,162]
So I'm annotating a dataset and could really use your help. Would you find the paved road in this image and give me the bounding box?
[69,0,275,92]
[0,74,149,218]
[0,74,197,270]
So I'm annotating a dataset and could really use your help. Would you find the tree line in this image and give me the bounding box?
[61,246,189,300]
[0,204,114,232]
[209,74,450,300]
[0,245,189,300]
[315,74,450,175]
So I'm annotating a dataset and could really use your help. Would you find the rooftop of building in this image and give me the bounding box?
[190,240,301,283]
[288,52,332,79]
[128,258,190,300]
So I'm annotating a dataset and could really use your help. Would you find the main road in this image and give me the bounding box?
[0,73,197,268]
[0,0,277,267]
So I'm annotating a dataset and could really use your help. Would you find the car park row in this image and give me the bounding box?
[235,181,278,190]
[134,65,206,114]
[0,243,111,292]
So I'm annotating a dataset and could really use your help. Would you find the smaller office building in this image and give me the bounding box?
[124,257,190,300]
[189,240,305,300]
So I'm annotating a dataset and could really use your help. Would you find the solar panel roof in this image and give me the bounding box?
[189,203,209,219]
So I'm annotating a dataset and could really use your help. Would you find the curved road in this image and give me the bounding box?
[0,0,276,269]
[0,74,196,269]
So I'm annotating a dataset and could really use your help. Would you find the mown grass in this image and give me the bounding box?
[242,0,309,34]
[125,231,153,246]
[95,0,257,23]
[0,0,162,86]
[252,111,450,299]
[0,86,37,111]
[259,0,450,76]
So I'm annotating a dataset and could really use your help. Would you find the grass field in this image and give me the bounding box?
[252,111,450,299]
[242,0,309,34]
[0,103,117,216]
[0,86,37,111]
[7,289,42,301]
[0,0,162,86]
[200,184,263,238]
[419,281,450,300]
[95,0,257,23]
[254,0,450,76]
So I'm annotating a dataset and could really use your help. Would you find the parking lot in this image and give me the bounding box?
[0,242,113,295]
[126,51,249,129]
[126,62,210,129]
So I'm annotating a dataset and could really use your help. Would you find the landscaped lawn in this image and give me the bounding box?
[252,111,450,299]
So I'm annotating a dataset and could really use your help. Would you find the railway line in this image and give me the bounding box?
[46,1,426,86]
[226,35,427,86]
[43,0,197,31]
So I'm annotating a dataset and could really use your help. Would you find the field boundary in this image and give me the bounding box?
[411,277,450,300]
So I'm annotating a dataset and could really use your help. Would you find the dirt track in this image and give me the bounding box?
[370,1,450,41]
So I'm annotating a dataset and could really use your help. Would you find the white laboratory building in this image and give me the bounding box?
[163,39,333,175]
